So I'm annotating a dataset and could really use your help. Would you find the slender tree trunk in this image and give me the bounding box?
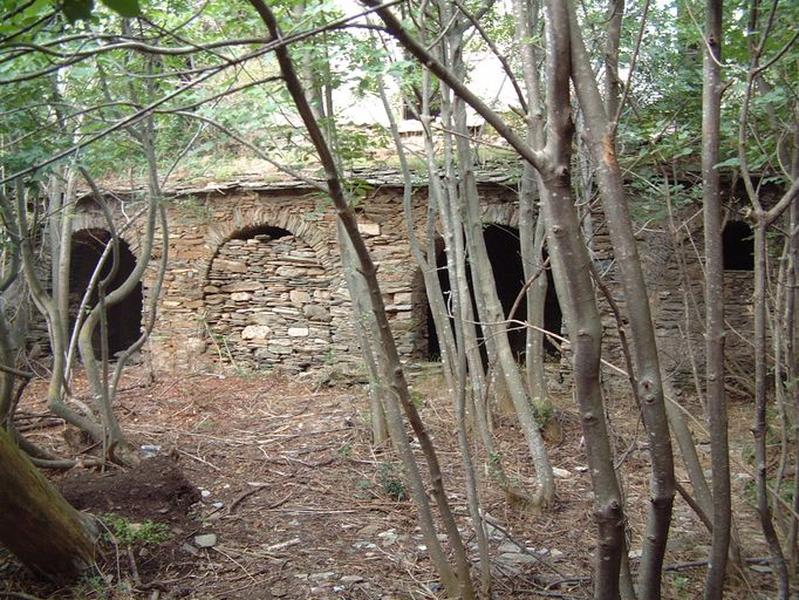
[604,0,624,121]
[453,102,555,507]
[0,205,20,424]
[248,4,475,595]
[701,0,732,595]
[0,427,97,582]
[542,175,624,599]
[567,1,675,594]
[11,182,104,440]
[337,220,389,445]
[513,0,551,414]
[787,124,799,572]
[541,2,625,596]
[752,219,790,598]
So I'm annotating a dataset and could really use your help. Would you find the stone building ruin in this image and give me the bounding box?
[63,170,767,394]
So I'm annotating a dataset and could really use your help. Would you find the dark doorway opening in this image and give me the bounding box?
[69,229,143,357]
[541,250,563,357]
[722,220,754,271]
[230,224,291,242]
[425,225,562,362]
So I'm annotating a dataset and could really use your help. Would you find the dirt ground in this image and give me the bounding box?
[0,366,779,599]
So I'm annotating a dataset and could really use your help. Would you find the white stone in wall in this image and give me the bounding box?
[288,327,310,337]
[241,325,271,339]
[357,222,380,236]
[289,290,311,304]
[231,292,252,302]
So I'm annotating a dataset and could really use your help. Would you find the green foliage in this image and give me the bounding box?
[59,0,141,21]
[74,573,108,596]
[409,389,425,409]
[378,462,407,501]
[531,399,553,427]
[336,442,352,458]
[667,573,691,599]
[353,477,372,499]
[743,477,794,507]
[488,451,504,480]
[174,195,213,223]
[101,513,171,545]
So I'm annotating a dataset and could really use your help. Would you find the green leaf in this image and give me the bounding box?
[100,0,141,17]
[714,157,741,170]
[61,0,94,21]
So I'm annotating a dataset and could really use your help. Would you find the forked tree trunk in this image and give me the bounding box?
[539,3,626,596]
[567,0,676,594]
[0,427,97,581]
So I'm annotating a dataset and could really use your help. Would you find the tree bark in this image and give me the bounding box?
[540,1,625,596]
[751,218,789,598]
[247,4,474,595]
[567,1,676,594]
[701,0,732,595]
[0,427,97,582]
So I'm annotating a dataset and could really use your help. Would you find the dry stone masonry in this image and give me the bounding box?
[204,231,343,373]
[62,171,764,394]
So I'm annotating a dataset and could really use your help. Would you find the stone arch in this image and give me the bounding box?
[204,206,336,278]
[480,203,520,228]
[71,212,141,257]
[202,212,343,373]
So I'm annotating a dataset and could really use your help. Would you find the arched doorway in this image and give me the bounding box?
[69,229,143,357]
[204,224,335,372]
[424,225,562,362]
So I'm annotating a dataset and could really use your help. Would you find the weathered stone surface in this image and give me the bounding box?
[220,281,264,293]
[357,222,380,236]
[303,305,331,322]
[213,259,246,273]
[194,533,217,548]
[287,327,309,337]
[251,312,272,325]
[289,290,310,304]
[269,344,292,355]
[241,325,271,340]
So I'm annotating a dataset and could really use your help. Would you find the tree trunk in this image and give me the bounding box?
[541,1,625,595]
[701,0,732,595]
[248,4,474,595]
[752,219,789,598]
[0,427,97,582]
[567,1,676,594]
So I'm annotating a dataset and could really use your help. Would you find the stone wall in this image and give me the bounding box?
[64,178,761,394]
[73,184,437,373]
[204,230,345,372]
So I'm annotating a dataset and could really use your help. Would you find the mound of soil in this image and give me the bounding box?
[59,454,200,524]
